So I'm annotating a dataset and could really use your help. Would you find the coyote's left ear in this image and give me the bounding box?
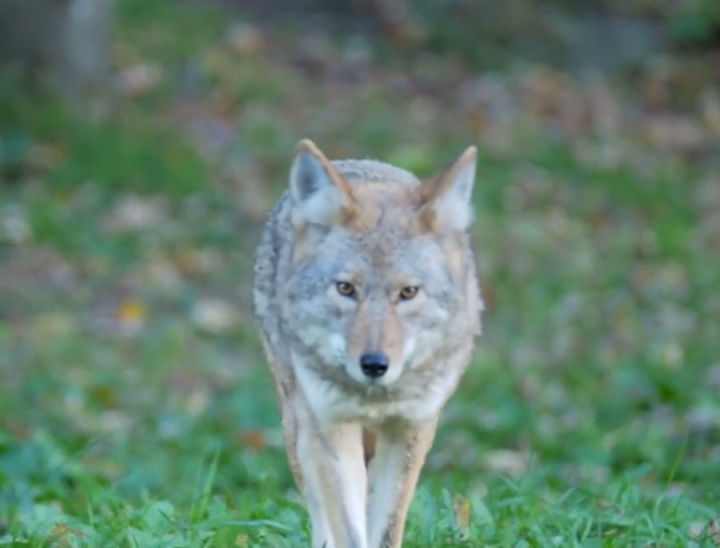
[418,146,477,233]
[288,139,356,228]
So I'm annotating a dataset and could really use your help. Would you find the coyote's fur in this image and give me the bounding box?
[252,139,483,548]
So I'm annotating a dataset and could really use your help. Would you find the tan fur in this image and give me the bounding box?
[252,139,483,548]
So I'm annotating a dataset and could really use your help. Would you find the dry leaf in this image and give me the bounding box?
[116,297,147,332]
[0,204,31,245]
[191,298,238,334]
[105,195,166,233]
[701,89,720,137]
[27,142,65,171]
[465,107,487,134]
[185,389,210,417]
[452,494,471,540]
[117,62,163,97]
[642,115,706,152]
[689,519,720,543]
[48,523,84,546]
[239,429,266,451]
[225,24,265,56]
[483,449,528,477]
[98,410,132,434]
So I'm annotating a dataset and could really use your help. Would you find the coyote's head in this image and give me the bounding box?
[283,140,480,387]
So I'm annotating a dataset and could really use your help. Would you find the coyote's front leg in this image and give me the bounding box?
[366,419,438,548]
[292,402,368,548]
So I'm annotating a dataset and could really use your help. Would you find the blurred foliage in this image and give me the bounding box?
[235,0,720,71]
[668,0,720,44]
[409,0,720,50]
[1,0,720,546]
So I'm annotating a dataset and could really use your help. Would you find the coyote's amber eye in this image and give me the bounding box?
[335,281,357,298]
[399,286,419,301]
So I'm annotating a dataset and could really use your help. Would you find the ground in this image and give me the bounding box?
[1,1,720,546]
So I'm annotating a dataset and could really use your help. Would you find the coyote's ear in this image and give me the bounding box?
[289,139,356,226]
[417,146,477,233]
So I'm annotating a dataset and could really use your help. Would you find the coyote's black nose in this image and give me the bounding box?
[360,353,389,378]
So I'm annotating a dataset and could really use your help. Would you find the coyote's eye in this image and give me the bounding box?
[399,286,419,301]
[335,281,357,298]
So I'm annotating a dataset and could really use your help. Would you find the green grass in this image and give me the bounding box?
[1,0,720,546]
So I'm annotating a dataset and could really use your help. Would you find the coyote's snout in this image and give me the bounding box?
[345,295,410,386]
[252,139,483,548]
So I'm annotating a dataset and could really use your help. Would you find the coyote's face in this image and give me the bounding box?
[284,141,477,387]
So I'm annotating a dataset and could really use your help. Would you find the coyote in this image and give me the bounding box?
[252,139,483,548]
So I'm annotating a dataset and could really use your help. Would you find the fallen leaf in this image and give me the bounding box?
[464,107,487,134]
[176,248,221,277]
[0,204,31,245]
[191,298,238,334]
[27,142,65,172]
[225,24,265,56]
[105,195,167,233]
[689,519,720,543]
[28,313,75,341]
[642,114,707,152]
[701,88,720,137]
[48,523,84,547]
[452,494,471,540]
[116,297,147,333]
[239,429,266,451]
[483,449,528,477]
[98,410,133,434]
[117,62,163,97]
[185,389,210,417]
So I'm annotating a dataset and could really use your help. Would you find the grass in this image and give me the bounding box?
[1,0,720,546]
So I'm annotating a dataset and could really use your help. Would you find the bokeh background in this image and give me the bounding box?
[1,0,720,546]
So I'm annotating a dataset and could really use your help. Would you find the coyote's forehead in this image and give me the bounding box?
[307,221,463,316]
[325,229,449,282]
[341,181,426,236]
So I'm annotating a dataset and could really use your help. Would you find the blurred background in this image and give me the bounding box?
[1,0,720,545]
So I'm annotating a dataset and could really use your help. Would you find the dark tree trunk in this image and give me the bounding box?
[0,0,114,115]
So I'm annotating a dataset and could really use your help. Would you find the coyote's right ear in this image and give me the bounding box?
[289,139,356,227]
[417,146,477,233]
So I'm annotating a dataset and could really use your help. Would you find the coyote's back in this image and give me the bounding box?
[251,140,482,548]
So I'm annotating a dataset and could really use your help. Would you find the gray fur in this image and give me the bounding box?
[251,149,483,548]
[252,156,482,409]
